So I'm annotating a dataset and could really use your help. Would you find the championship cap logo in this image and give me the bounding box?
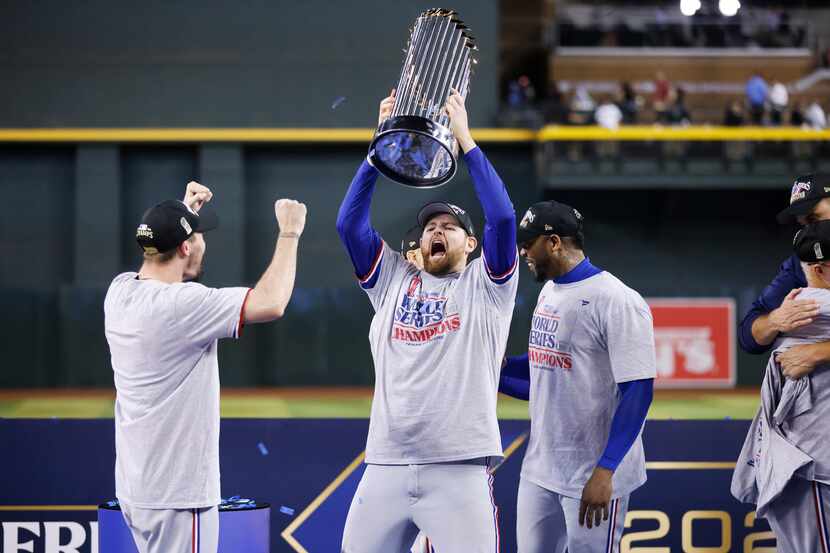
[136,224,153,239]
[448,204,465,216]
[815,242,824,260]
[790,180,811,204]
[520,209,535,229]
[180,217,192,235]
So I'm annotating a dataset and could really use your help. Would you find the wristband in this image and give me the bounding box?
[279,232,301,239]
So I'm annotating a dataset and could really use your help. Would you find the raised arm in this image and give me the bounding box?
[335,93,395,286]
[244,199,307,323]
[445,90,517,282]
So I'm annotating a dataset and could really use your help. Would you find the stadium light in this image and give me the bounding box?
[679,0,701,17]
[718,0,741,17]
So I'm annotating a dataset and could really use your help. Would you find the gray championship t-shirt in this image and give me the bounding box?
[104,272,249,508]
[521,271,656,499]
[774,287,830,483]
[361,243,518,464]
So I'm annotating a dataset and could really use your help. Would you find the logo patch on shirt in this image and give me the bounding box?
[392,275,461,344]
[581,300,590,306]
[528,307,572,370]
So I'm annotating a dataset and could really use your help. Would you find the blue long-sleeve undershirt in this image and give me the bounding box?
[598,378,654,471]
[335,147,517,286]
[498,356,653,472]
[464,147,517,281]
[335,159,383,285]
[499,354,529,400]
[738,254,806,355]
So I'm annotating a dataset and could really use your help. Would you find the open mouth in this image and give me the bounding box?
[430,240,447,258]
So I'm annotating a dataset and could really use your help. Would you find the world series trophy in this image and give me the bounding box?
[369,9,477,188]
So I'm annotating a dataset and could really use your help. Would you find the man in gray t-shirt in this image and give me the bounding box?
[732,221,830,552]
[337,90,518,552]
[105,182,306,553]
[500,200,656,553]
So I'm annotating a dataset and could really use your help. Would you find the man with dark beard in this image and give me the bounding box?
[105,182,306,553]
[337,89,518,552]
[500,200,655,553]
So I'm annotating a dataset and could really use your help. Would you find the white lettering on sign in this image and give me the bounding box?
[2,522,40,553]
[654,327,716,377]
[1,521,98,553]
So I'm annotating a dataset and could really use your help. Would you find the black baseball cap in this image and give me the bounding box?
[136,200,219,254]
[516,200,583,245]
[417,202,475,236]
[794,220,830,262]
[776,173,830,225]
[400,225,422,254]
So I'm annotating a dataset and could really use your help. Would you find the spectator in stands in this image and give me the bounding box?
[746,73,769,125]
[768,81,789,126]
[507,75,536,108]
[805,101,827,130]
[661,87,690,126]
[595,96,623,130]
[499,75,543,129]
[542,81,568,125]
[791,101,806,127]
[653,71,671,115]
[567,86,595,125]
[617,82,642,124]
[724,100,745,127]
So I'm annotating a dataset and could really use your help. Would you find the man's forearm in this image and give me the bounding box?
[751,312,779,347]
[246,234,300,322]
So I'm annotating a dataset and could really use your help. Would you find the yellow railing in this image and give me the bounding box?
[0,126,827,143]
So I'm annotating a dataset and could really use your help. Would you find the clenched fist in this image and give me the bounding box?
[183,181,213,212]
[275,199,307,236]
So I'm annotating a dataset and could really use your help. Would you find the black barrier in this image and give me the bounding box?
[0,419,772,552]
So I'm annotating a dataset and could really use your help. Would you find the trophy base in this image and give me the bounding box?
[368,116,458,188]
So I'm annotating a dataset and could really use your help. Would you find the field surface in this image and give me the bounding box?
[0,388,760,419]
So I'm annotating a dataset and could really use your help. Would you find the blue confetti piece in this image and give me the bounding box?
[280,506,295,516]
[331,96,346,110]
[724,416,732,420]
[257,442,269,456]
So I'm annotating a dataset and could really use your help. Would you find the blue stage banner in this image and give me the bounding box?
[0,419,772,552]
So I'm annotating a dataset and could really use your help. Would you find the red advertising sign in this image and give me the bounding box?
[647,298,736,388]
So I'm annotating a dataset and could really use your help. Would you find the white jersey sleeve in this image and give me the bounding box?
[601,287,657,383]
[172,283,251,344]
[360,241,411,312]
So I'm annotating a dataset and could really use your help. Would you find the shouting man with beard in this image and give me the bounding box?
[104,181,306,553]
[499,200,656,553]
[336,89,518,552]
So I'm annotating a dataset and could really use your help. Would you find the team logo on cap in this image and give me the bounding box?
[448,204,465,215]
[573,209,583,220]
[520,209,535,229]
[136,224,153,239]
[180,217,192,235]
[790,180,812,204]
[815,242,824,260]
